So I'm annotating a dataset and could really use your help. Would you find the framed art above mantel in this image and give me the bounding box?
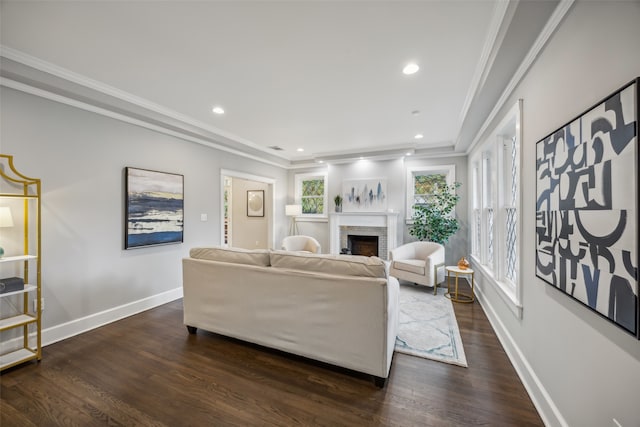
[342,178,387,213]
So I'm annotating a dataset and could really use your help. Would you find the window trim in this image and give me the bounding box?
[468,100,523,318]
[405,164,456,222]
[294,171,328,219]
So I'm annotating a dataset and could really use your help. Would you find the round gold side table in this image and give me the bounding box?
[445,265,475,303]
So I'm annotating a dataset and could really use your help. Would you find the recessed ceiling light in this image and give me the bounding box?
[212,106,225,115]
[297,148,304,152]
[318,160,324,163]
[403,63,419,75]
[414,134,424,139]
[406,152,412,156]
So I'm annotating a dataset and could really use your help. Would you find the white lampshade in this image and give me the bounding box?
[0,207,14,228]
[285,204,302,216]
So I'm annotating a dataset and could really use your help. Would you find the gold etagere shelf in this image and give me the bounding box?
[0,154,42,371]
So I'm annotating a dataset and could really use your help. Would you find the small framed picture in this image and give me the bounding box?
[247,190,264,217]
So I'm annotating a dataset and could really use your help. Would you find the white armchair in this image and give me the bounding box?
[389,241,445,294]
[281,235,321,253]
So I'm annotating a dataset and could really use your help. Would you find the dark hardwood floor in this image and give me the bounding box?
[1,282,543,426]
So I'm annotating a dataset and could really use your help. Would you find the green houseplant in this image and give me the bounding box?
[409,182,461,244]
[334,194,343,212]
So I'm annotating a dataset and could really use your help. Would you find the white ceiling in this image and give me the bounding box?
[0,1,561,166]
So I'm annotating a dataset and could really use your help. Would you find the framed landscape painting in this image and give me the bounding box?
[125,167,184,249]
[535,78,639,338]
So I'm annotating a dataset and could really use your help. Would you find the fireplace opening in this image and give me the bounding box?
[348,235,379,257]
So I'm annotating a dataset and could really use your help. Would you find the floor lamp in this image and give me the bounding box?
[285,204,302,235]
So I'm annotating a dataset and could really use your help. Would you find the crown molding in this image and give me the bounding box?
[455,0,516,143]
[0,75,290,169]
[0,46,294,166]
[465,0,575,155]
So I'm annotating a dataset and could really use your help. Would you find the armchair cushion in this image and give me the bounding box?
[391,259,425,275]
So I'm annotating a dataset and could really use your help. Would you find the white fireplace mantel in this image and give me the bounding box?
[328,212,399,258]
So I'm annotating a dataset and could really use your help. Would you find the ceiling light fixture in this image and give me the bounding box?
[212,106,225,115]
[402,63,419,75]
[297,148,304,152]
[406,152,412,156]
[414,134,424,139]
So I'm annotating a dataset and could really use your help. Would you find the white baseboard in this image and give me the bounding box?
[474,284,567,427]
[42,287,183,346]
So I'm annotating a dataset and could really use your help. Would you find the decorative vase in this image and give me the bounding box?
[457,256,470,270]
[335,205,342,213]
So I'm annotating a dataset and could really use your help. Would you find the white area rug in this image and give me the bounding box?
[395,283,468,367]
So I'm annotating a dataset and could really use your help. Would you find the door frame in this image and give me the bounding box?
[220,168,276,249]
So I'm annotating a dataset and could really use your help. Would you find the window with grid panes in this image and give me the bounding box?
[295,172,328,217]
[405,165,455,220]
[468,100,522,315]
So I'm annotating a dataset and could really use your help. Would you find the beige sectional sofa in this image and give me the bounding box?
[182,246,399,387]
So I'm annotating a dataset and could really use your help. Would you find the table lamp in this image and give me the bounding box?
[285,204,302,235]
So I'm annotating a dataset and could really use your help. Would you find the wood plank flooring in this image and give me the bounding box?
[1,283,543,426]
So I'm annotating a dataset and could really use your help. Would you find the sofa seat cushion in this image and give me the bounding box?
[391,259,425,275]
[190,247,270,267]
[270,250,386,278]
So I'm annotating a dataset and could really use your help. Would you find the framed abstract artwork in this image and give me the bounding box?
[535,78,639,338]
[125,167,184,249]
[247,190,264,217]
[342,178,387,212]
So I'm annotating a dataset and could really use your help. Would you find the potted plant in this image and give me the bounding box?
[334,194,343,212]
[409,182,461,244]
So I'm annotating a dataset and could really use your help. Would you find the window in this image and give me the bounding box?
[501,136,518,283]
[295,171,328,217]
[482,151,494,270]
[471,162,481,257]
[406,165,455,221]
[469,100,522,316]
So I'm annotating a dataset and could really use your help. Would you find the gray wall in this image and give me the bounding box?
[469,2,640,426]
[0,87,288,334]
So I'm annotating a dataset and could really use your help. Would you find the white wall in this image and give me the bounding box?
[0,87,288,342]
[469,2,640,426]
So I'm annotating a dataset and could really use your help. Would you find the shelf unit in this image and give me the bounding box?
[0,154,41,371]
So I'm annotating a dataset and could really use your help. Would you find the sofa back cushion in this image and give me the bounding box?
[270,250,387,278]
[190,247,271,267]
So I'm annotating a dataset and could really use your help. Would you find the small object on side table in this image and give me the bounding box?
[445,266,475,303]
[457,256,470,270]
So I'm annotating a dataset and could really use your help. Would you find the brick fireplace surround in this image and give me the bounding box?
[328,212,399,260]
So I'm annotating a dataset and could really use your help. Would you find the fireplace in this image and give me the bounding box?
[329,212,399,260]
[348,235,379,257]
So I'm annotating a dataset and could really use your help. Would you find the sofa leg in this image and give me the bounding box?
[374,376,387,388]
[186,325,197,334]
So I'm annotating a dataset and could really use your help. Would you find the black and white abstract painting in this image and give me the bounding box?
[535,78,639,338]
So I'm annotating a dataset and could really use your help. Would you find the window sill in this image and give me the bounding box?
[296,216,328,223]
[469,255,523,319]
